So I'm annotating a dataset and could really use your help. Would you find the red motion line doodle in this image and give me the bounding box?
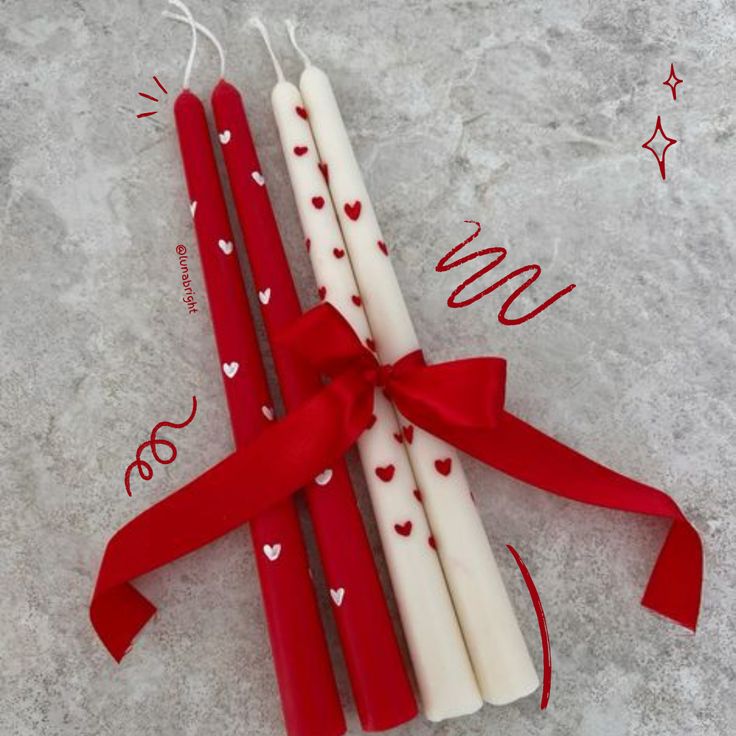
[124,396,197,497]
[435,220,575,325]
[507,544,552,710]
[136,76,168,119]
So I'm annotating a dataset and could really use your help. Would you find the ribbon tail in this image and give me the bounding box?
[90,371,373,662]
[416,409,703,630]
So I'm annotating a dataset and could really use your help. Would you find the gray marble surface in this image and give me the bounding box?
[1,0,734,734]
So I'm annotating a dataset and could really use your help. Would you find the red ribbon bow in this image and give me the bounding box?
[91,304,702,661]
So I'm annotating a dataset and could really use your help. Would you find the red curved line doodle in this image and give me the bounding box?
[507,544,552,710]
[435,220,576,325]
[124,396,198,497]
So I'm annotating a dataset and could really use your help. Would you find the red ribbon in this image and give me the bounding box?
[91,303,702,660]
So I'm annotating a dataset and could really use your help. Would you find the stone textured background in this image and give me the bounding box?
[1,1,734,734]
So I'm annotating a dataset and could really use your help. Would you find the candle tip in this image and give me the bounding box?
[249,17,286,83]
[163,10,226,80]
[166,0,198,89]
[284,19,312,69]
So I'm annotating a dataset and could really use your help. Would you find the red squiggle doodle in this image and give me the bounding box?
[435,220,575,325]
[507,544,552,710]
[124,396,197,497]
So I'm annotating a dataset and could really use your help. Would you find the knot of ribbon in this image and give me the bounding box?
[90,303,702,663]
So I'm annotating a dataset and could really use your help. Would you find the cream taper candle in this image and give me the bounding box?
[290,25,539,706]
[253,20,482,721]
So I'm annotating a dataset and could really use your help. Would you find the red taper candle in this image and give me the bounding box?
[173,89,345,736]
[211,79,417,731]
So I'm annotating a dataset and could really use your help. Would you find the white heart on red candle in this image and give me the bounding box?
[263,543,281,561]
[222,361,239,378]
[251,171,265,186]
[219,130,231,145]
[312,196,325,210]
[262,405,274,421]
[315,468,333,486]
[189,201,197,218]
[218,239,233,255]
[344,200,362,221]
[294,145,308,156]
[330,587,345,606]
[258,288,271,305]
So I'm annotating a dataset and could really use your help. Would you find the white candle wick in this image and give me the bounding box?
[166,0,197,88]
[284,19,313,69]
[249,17,285,83]
[163,12,227,80]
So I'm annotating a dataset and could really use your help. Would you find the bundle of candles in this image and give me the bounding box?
[89,3,702,735]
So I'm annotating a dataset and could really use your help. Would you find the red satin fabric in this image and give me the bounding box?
[210,79,416,731]
[91,303,702,671]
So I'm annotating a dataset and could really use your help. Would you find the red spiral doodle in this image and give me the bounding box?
[436,220,576,325]
[124,396,198,497]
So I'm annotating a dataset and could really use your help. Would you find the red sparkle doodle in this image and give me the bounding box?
[436,220,575,325]
[663,63,683,101]
[124,396,197,496]
[641,115,677,180]
[136,76,168,119]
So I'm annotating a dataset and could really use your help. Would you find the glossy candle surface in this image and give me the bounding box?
[174,89,345,736]
[299,64,539,705]
[211,79,417,731]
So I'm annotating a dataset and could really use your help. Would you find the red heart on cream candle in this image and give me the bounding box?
[378,240,389,256]
[394,521,412,537]
[344,200,362,220]
[351,295,362,306]
[333,248,345,259]
[428,536,437,550]
[403,426,414,444]
[294,145,308,156]
[295,106,308,119]
[318,286,327,301]
[435,458,452,476]
[305,238,311,252]
[318,162,329,182]
[375,465,395,482]
[413,489,422,503]
[393,432,403,444]
[312,196,325,209]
